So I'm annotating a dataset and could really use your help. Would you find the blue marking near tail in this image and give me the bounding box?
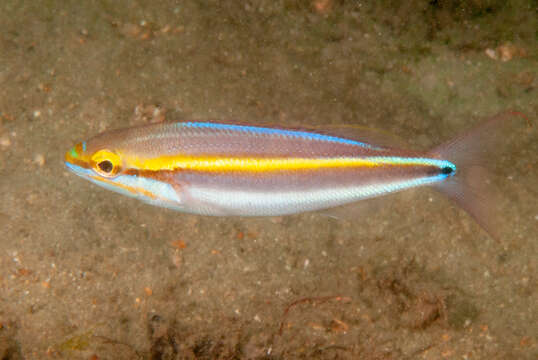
[372,156,457,173]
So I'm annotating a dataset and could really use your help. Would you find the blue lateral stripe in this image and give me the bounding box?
[178,122,377,149]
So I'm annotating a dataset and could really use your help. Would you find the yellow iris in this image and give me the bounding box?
[90,149,122,177]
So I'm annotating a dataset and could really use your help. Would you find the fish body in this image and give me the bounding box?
[65,122,454,216]
[65,113,523,237]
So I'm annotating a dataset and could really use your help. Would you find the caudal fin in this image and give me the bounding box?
[428,111,529,240]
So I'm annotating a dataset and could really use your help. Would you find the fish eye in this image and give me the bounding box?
[97,160,114,173]
[90,149,121,177]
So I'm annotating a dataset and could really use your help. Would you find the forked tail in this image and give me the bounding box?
[427,111,529,240]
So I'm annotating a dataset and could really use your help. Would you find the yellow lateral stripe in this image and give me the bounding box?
[125,155,424,172]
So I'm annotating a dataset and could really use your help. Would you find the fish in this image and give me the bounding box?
[64,112,525,238]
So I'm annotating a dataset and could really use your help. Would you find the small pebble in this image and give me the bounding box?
[120,23,142,38]
[485,43,526,62]
[485,48,497,60]
[0,135,10,148]
[34,154,45,166]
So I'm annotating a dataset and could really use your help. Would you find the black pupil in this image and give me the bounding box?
[98,160,113,173]
[441,166,453,175]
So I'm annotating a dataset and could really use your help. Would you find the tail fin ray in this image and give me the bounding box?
[428,111,528,240]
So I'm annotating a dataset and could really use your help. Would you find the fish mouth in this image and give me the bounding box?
[65,142,93,173]
[64,160,94,181]
[64,152,84,174]
[64,160,77,172]
[64,147,93,179]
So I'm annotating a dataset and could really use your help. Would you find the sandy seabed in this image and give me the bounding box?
[0,1,536,359]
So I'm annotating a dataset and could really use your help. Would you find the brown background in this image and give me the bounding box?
[0,1,536,359]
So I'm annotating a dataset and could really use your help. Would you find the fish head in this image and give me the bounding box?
[64,138,133,196]
[65,125,161,180]
[65,141,122,176]
[64,130,183,208]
